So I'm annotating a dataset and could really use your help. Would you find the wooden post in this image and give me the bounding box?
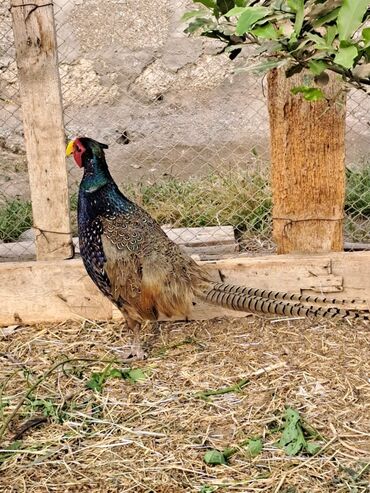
[267,68,346,254]
[10,0,73,260]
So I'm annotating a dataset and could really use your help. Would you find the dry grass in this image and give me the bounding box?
[0,316,369,492]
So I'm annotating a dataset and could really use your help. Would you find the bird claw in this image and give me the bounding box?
[119,343,147,361]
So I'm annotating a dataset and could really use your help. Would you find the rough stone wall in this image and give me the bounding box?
[0,0,369,196]
[54,0,270,187]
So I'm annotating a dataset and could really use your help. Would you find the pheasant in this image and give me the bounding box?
[66,137,369,358]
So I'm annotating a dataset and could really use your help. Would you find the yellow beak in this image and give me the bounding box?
[66,140,75,157]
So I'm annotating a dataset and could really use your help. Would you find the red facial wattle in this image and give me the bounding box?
[73,139,86,168]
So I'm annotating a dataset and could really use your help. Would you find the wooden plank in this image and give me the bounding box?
[1,252,370,326]
[10,0,73,260]
[0,226,237,261]
[268,68,346,254]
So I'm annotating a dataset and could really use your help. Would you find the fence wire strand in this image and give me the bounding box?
[1,0,370,261]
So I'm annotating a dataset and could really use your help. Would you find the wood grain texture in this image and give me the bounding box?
[267,68,346,254]
[1,252,370,326]
[10,0,73,260]
[0,226,237,261]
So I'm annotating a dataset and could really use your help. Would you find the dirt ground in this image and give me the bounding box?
[0,316,369,492]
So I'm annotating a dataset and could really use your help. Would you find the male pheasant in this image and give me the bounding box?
[66,137,369,358]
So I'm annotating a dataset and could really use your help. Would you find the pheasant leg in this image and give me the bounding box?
[123,314,147,360]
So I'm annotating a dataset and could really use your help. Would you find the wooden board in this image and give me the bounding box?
[1,252,370,326]
[0,226,238,262]
[10,0,73,260]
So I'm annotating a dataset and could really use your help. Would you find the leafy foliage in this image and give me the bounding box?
[86,366,147,393]
[203,437,263,465]
[183,0,370,92]
[278,407,322,456]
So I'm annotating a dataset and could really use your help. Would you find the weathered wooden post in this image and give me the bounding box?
[10,0,73,260]
[268,68,346,254]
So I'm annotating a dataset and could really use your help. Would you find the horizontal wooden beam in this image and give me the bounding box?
[0,226,237,262]
[1,252,370,326]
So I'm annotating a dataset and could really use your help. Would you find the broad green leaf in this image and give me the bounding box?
[86,372,105,392]
[305,441,322,455]
[204,449,227,465]
[126,368,147,383]
[363,28,370,48]
[109,368,124,379]
[337,0,369,41]
[291,86,325,102]
[251,22,279,40]
[246,438,263,457]
[217,0,235,15]
[278,408,307,455]
[193,0,216,8]
[236,7,269,35]
[312,7,340,28]
[237,58,285,74]
[325,25,338,47]
[226,6,246,16]
[288,0,304,37]
[334,44,358,69]
[181,10,205,21]
[235,0,246,5]
[308,60,327,75]
[305,32,328,50]
[278,408,325,455]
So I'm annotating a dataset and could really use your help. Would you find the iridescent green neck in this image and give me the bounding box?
[81,154,112,193]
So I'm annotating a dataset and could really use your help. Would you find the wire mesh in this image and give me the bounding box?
[0,0,370,263]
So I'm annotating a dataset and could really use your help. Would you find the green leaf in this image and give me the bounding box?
[236,7,269,35]
[235,0,246,5]
[204,449,227,465]
[109,368,124,379]
[237,58,285,75]
[305,32,328,50]
[363,28,370,48]
[251,22,279,40]
[278,408,325,456]
[181,9,205,21]
[278,408,307,455]
[126,368,147,383]
[313,7,340,28]
[325,25,338,47]
[226,6,246,16]
[308,60,327,75]
[86,372,105,392]
[246,438,263,457]
[217,0,235,15]
[193,0,216,8]
[305,441,322,455]
[288,0,304,37]
[291,86,325,102]
[334,44,358,69]
[337,0,369,41]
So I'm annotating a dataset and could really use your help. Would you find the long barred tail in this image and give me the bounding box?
[209,283,369,309]
[200,283,370,321]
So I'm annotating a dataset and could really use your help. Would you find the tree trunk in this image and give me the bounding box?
[267,68,346,254]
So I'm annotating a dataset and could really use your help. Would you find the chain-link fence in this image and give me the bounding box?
[1,0,370,262]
